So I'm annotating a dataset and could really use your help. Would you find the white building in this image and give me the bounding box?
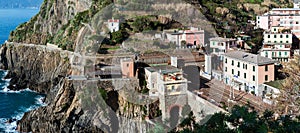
[260,27,293,62]
[209,37,237,56]
[223,51,277,96]
[107,18,120,32]
[144,65,188,97]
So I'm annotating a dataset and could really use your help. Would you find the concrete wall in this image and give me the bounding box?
[186,91,226,122]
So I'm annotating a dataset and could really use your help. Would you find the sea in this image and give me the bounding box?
[0,9,46,132]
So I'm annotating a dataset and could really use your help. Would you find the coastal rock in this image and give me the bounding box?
[0,43,158,132]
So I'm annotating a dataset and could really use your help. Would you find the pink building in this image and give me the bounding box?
[182,27,205,47]
[120,58,134,78]
[256,6,300,38]
[164,27,205,48]
[223,51,277,96]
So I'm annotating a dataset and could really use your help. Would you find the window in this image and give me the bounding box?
[286,41,289,43]
[280,41,283,43]
[232,60,234,66]
[237,62,240,67]
[265,75,268,81]
[280,35,283,38]
[225,58,227,63]
[243,64,245,69]
[238,71,240,76]
[285,52,288,55]
[286,35,289,38]
[274,35,277,38]
[274,41,277,43]
[245,64,247,70]
[253,66,255,72]
[265,65,268,71]
[225,67,227,72]
[244,73,246,79]
[232,69,234,75]
[268,35,270,38]
[279,52,282,56]
[253,75,255,81]
[274,28,277,32]
[127,64,129,67]
[272,52,275,57]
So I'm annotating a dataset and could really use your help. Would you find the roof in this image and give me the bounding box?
[108,19,119,23]
[224,51,277,65]
[145,65,181,74]
[210,37,236,42]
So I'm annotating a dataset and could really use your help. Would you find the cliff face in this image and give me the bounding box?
[0,43,70,93]
[9,0,93,45]
[0,43,157,132]
[9,0,112,51]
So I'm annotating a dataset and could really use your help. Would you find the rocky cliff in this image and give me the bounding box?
[0,43,159,132]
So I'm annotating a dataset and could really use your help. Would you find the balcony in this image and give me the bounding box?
[161,73,187,84]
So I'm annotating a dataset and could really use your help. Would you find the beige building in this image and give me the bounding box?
[145,65,188,96]
[144,65,188,120]
[223,51,277,96]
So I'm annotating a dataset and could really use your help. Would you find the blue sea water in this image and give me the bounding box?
[0,9,39,44]
[0,9,45,132]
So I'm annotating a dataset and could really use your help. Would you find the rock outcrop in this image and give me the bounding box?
[0,43,158,132]
[9,0,93,45]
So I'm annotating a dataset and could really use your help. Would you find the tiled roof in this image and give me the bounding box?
[108,19,119,22]
[224,51,277,65]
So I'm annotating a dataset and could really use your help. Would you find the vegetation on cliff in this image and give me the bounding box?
[8,0,293,54]
[172,105,300,133]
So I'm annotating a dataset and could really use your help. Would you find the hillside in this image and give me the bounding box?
[8,0,293,53]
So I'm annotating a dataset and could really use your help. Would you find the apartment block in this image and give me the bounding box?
[256,3,300,38]
[260,27,293,62]
[223,51,277,96]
